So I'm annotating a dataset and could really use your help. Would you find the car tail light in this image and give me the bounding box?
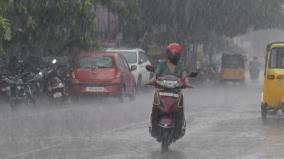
[72,71,76,79]
[115,72,121,79]
[267,75,275,80]
[277,75,284,79]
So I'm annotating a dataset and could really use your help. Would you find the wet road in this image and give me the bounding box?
[1,81,284,159]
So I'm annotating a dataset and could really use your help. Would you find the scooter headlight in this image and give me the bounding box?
[156,80,178,89]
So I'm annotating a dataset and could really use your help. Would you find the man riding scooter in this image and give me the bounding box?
[148,43,192,144]
[249,56,261,81]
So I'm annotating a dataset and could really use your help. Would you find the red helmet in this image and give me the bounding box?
[166,43,183,65]
[166,43,183,54]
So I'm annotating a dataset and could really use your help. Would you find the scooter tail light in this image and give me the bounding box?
[267,75,275,80]
[158,117,174,128]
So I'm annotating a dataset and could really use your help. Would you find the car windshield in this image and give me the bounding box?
[116,51,137,63]
[78,56,114,68]
[270,48,284,68]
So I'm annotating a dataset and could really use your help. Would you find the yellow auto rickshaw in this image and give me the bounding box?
[262,42,284,119]
[220,53,245,83]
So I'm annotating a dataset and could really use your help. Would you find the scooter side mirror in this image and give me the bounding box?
[146,65,155,73]
[188,72,198,78]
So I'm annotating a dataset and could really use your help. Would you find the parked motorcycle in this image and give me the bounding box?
[1,72,42,108]
[41,59,66,105]
[146,65,197,153]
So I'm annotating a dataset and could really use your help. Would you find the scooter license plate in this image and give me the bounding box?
[86,87,105,92]
[53,92,62,98]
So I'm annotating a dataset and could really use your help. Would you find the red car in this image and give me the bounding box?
[71,51,137,100]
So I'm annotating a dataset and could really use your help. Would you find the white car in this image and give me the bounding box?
[106,48,152,88]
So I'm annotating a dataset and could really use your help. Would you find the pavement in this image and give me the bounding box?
[1,79,284,159]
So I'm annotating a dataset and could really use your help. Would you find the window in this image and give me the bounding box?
[142,52,149,62]
[222,54,244,68]
[270,48,284,68]
[139,51,148,63]
[78,56,114,68]
[119,55,130,70]
[116,51,137,63]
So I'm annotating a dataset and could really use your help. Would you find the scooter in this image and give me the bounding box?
[146,65,197,153]
[249,67,259,81]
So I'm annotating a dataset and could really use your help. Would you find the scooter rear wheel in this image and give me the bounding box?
[161,141,169,153]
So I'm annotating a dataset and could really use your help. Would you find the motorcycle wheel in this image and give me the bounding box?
[27,98,36,107]
[118,86,126,102]
[9,99,17,109]
[49,97,64,106]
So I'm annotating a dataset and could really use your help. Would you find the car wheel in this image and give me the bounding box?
[261,103,267,120]
[71,93,80,103]
[119,86,126,102]
[129,86,136,101]
[239,79,246,85]
[9,98,17,109]
[137,75,142,89]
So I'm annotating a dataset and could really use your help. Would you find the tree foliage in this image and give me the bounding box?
[1,0,97,56]
[1,0,284,56]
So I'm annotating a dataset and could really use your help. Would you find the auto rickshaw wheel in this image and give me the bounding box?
[239,79,246,85]
[261,103,267,120]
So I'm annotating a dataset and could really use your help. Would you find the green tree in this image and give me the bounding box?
[0,17,11,53]
[1,0,97,56]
